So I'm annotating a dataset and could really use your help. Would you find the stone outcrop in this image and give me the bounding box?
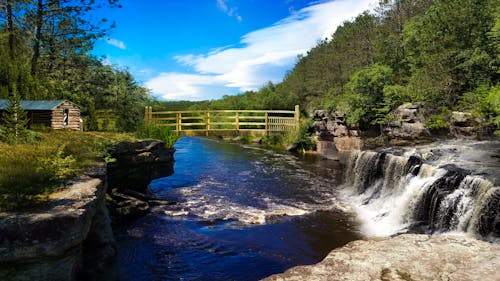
[384,103,431,141]
[107,139,175,194]
[312,110,363,159]
[106,139,175,221]
[0,165,117,281]
[450,111,488,138]
[263,234,500,281]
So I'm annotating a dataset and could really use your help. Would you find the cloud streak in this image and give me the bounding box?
[216,0,243,22]
[147,0,375,100]
[106,38,126,50]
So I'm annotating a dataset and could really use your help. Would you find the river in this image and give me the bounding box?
[114,137,361,281]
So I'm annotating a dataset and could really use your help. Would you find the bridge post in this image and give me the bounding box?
[176,112,181,134]
[265,112,269,136]
[144,106,152,123]
[294,105,300,130]
[236,112,239,131]
[206,111,210,136]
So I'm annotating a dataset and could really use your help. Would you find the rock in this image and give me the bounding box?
[384,103,431,140]
[231,136,243,142]
[316,141,339,160]
[108,189,150,221]
[251,138,263,144]
[0,168,117,281]
[311,110,363,158]
[263,234,500,281]
[107,139,175,194]
[449,111,488,138]
[334,137,363,152]
[286,143,299,152]
[313,110,331,121]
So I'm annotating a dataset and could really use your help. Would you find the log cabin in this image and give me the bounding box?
[0,99,82,130]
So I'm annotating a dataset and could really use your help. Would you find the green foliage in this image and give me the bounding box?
[281,118,316,151]
[0,130,137,210]
[0,1,148,132]
[426,108,451,130]
[137,123,179,149]
[331,64,394,128]
[37,146,77,181]
[1,89,30,143]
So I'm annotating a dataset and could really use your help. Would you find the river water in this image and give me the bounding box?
[115,137,361,281]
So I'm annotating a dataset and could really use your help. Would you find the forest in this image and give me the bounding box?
[158,0,500,134]
[1,0,499,135]
[0,0,149,132]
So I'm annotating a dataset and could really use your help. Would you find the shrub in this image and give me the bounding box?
[137,122,178,148]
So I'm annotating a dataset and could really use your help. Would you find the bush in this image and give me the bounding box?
[137,123,178,148]
[279,118,316,151]
[0,130,137,210]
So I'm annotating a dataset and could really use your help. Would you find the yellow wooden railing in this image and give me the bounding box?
[144,105,300,136]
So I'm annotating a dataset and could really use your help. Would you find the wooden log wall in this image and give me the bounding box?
[51,102,81,130]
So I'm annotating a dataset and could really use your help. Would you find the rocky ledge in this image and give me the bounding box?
[0,164,116,281]
[106,139,175,221]
[263,234,500,281]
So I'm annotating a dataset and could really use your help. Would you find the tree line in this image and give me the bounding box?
[0,0,149,132]
[160,0,500,134]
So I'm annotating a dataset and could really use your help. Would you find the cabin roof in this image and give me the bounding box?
[0,99,78,111]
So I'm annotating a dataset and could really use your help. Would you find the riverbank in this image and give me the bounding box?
[0,134,176,281]
[264,234,500,281]
[0,165,116,281]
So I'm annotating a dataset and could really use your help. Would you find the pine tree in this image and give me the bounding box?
[2,86,28,142]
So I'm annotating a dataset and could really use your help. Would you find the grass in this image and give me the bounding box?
[0,130,136,211]
[137,123,179,149]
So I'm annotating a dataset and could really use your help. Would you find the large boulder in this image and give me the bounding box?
[384,103,431,140]
[263,234,500,281]
[450,111,487,138]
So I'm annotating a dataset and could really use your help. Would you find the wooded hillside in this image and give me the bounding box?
[162,0,500,133]
[0,0,149,131]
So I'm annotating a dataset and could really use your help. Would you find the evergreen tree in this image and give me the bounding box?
[2,87,28,142]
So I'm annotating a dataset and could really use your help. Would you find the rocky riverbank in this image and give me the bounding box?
[0,139,175,281]
[0,164,116,281]
[264,234,500,281]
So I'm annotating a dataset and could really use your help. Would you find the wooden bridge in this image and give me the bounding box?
[144,105,300,136]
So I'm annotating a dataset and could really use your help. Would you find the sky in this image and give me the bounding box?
[92,0,376,101]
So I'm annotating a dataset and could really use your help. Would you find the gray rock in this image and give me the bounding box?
[0,169,117,281]
[107,139,175,193]
[450,111,487,138]
[263,234,500,281]
[384,103,431,140]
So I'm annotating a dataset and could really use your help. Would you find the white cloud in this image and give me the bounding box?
[106,38,126,50]
[145,72,236,100]
[216,0,243,22]
[147,0,375,100]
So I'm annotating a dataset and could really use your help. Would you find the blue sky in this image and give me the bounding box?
[92,0,375,101]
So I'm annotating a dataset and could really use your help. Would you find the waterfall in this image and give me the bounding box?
[343,151,500,241]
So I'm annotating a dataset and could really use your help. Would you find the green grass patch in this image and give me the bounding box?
[0,130,136,211]
[137,123,178,149]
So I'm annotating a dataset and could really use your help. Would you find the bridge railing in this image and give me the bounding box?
[144,105,300,136]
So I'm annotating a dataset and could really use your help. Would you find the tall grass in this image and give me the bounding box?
[137,123,178,149]
[0,130,136,211]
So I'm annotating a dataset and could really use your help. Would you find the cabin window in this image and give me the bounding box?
[63,108,69,126]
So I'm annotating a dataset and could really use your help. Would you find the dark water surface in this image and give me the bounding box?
[115,137,361,281]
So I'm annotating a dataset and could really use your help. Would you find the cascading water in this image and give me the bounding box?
[342,149,500,241]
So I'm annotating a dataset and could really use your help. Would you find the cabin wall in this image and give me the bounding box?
[51,102,81,130]
[30,111,52,127]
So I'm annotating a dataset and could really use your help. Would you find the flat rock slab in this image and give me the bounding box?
[263,234,500,281]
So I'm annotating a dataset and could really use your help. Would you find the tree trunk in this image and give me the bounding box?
[6,0,14,59]
[31,0,44,76]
